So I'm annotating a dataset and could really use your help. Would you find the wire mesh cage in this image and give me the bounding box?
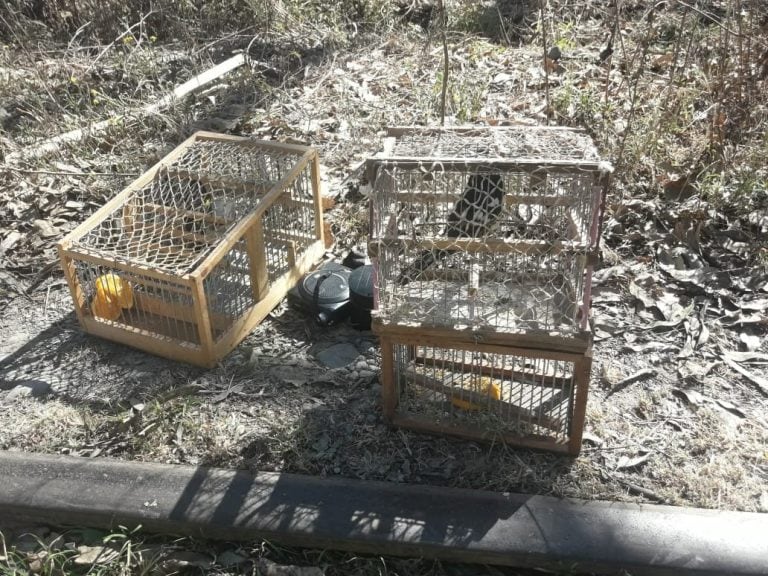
[368,126,611,453]
[59,132,325,367]
[378,328,592,454]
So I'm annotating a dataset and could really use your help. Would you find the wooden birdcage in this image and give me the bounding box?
[59,132,325,367]
[368,126,611,454]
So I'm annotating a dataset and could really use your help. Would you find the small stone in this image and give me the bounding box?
[355,360,368,371]
[315,343,360,369]
[350,371,359,380]
[257,558,324,576]
[359,370,375,379]
[6,380,51,400]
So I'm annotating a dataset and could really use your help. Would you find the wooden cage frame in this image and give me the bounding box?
[58,131,325,367]
[374,320,592,455]
[366,126,608,454]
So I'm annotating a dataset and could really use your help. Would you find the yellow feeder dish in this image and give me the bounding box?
[451,376,501,411]
[95,273,134,309]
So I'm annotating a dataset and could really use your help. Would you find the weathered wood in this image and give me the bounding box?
[372,319,591,355]
[385,125,588,136]
[245,220,270,301]
[374,323,590,454]
[371,158,604,172]
[392,190,578,207]
[568,347,592,454]
[379,336,398,419]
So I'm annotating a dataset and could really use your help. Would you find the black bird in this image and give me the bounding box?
[398,173,505,284]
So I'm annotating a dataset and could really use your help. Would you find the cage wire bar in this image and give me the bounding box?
[59,131,325,367]
[368,126,610,454]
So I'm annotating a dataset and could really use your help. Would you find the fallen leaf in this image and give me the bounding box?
[740,332,761,352]
[672,387,707,407]
[616,452,651,471]
[74,545,120,565]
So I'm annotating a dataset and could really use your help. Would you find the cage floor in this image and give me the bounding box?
[398,350,573,439]
[96,306,203,346]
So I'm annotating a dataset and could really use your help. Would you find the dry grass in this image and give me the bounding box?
[1,0,767,539]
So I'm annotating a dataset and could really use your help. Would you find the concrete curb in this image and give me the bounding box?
[1,451,766,575]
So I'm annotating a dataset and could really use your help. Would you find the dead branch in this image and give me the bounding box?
[7,53,247,164]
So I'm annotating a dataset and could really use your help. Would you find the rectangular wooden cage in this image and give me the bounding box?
[368,126,611,454]
[59,132,325,367]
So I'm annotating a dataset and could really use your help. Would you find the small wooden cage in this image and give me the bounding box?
[368,126,611,454]
[59,132,325,367]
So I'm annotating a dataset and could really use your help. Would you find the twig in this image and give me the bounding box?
[438,0,449,126]
[722,356,768,396]
[84,10,156,76]
[540,0,550,124]
[7,53,246,163]
[606,368,657,397]
[4,168,139,177]
[616,476,668,503]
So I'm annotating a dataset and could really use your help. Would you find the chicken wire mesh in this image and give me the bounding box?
[385,339,586,446]
[61,133,324,364]
[71,139,307,276]
[369,127,610,337]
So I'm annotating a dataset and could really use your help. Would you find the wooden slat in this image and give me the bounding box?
[369,237,590,256]
[81,316,209,367]
[379,336,397,419]
[392,191,577,207]
[212,240,325,358]
[371,158,604,172]
[412,355,573,389]
[195,150,314,278]
[57,245,87,326]
[190,275,216,366]
[163,167,275,195]
[310,152,325,246]
[371,319,591,355]
[193,131,312,154]
[143,201,230,227]
[385,125,588,136]
[61,246,195,284]
[567,347,592,455]
[245,220,269,301]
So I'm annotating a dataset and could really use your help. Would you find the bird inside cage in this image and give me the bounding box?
[398,172,506,284]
